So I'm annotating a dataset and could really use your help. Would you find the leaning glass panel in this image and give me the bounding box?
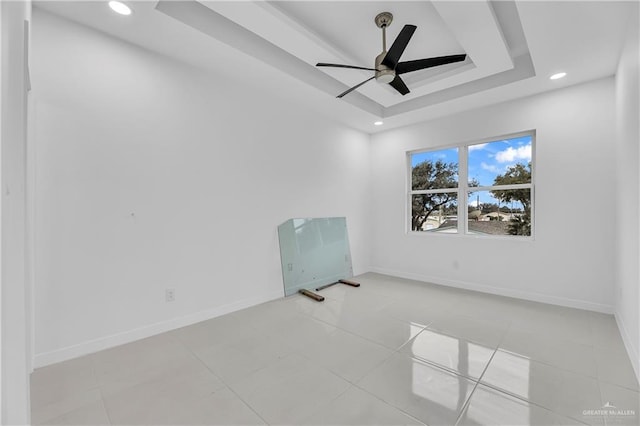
[411,193,458,233]
[277,217,354,296]
[467,190,531,236]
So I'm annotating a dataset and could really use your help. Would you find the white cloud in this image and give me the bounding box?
[480,162,499,173]
[469,143,488,151]
[469,199,480,207]
[495,144,531,163]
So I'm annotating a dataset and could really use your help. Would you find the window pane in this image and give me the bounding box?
[411,193,458,233]
[468,136,532,187]
[411,148,459,190]
[468,190,531,236]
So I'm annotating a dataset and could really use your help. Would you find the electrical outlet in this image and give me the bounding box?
[165,289,175,302]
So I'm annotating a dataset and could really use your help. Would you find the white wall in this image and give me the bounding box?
[1,0,32,423]
[371,77,616,312]
[31,10,371,367]
[614,3,639,380]
[30,5,635,375]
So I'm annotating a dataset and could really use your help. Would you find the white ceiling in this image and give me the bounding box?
[33,1,634,133]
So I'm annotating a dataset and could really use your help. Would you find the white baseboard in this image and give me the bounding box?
[615,312,640,383]
[370,267,615,314]
[33,289,284,368]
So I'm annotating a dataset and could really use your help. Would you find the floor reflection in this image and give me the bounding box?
[406,329,494,423]
[405,329,496,380]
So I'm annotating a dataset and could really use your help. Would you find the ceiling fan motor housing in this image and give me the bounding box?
[375,52,395,83]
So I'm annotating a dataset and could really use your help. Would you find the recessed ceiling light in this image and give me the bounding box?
[374,121,383,126]
[549,72,567,80]
[109,1,132,16]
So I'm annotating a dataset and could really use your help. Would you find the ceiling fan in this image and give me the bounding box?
[317,12,467,98]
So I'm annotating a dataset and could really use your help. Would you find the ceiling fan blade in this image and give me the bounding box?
[336,76,375,98]
[396,54,467,74]
[389,75,410,96]
[316,63,377,71]
[382,24,417,69]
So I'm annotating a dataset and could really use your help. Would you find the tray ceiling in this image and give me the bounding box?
[33,1,635,132]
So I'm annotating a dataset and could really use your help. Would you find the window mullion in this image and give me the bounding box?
[459,146,468,234]
[474,183,532,191]
[411,188,459,195]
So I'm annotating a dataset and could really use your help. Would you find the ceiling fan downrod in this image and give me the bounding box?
[375,11,393,51]
[374,12,396,84]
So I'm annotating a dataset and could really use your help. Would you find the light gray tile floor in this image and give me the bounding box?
[30,272,639,425]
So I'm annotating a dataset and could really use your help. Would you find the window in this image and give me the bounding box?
[408,132,534,237]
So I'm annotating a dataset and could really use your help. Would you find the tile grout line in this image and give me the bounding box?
[475,378,596,425]
[180,324,379,426]
[498,318,602,421]
[457,323,601,425]
[173,332,271,426]
[452,345,500,426]
[348,381,429,426]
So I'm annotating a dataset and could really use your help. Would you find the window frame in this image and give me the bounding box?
[406,130,536,239]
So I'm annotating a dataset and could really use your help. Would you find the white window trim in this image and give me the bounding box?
[406,130,536,239]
